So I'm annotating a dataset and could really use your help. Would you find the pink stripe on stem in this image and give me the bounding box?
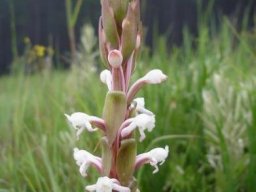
[127,78,145,104]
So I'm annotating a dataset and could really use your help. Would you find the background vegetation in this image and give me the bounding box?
[0,1,256,192]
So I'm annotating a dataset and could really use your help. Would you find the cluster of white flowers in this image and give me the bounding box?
[66,69,169,190]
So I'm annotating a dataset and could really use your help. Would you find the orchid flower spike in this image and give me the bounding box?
[121,114,155,142]
[141,69,167,84]
[85,176,130,192]
[132,97,154,116]
[135,146,169,174]
[100,70,112,90]
[73,148,102,177]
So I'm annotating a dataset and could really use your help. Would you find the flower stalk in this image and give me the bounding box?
[65,0,169,191]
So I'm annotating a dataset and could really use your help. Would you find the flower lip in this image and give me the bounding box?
[85,176,131,192]
[135,146,169,174]
[108,49,123,68]
[73,148,102,177]
[65,112,98,139]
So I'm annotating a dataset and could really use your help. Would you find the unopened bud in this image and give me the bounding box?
[108,49,123,68]
[121,5,138,60]
[101,0,119,48]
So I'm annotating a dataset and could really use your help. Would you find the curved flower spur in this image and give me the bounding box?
[65,0,169,191]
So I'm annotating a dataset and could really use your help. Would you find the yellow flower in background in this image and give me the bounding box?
[34,45,46,57]
[23,36,31,44]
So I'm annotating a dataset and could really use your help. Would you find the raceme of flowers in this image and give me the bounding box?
[65,0,169,191]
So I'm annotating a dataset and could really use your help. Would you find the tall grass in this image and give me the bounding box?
[0,14,256,192]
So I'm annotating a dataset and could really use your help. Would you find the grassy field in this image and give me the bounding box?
[0,17,256,191]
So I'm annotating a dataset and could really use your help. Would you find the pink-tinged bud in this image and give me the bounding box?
[121,4,138,60]
[108,49,123,68]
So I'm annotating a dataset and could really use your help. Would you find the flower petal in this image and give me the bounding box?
[142,69,167,84]
[135,146,169,173]
[65,112,98,139]
[133,97,153,115]
[121,114,155,141]
[100,70,112,90]
[85,177,130,192]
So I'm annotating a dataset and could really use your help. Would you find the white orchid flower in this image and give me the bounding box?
[73,148,102,177]
[135,146,169,174]
[127,69,167,103]
[85,176,130,192]
[65,112,100,139]
[141,69,167,84]
[121,114,155,142]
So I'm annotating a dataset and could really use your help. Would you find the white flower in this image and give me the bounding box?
[132,97,153,115]
[100,70,112,90]
[141,69,167,84]
[65,112,97,139]
[73,148,102,177]
[135,146,169,174]
[121,114,155,142]
[108,49,123,68]
[86,177,130,192]
[127,69,167,103]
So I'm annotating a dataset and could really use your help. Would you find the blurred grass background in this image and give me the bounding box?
[1,2,256,192]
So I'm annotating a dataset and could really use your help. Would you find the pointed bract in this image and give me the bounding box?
[101,0,120,48]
